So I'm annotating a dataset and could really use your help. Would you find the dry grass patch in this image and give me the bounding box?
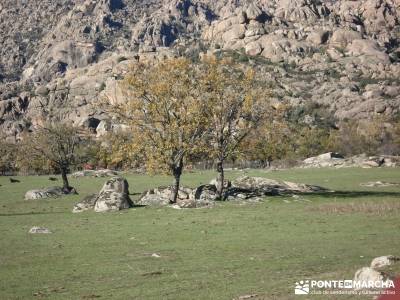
[310,201,400,215]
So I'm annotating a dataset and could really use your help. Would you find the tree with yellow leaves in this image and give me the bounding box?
[115,58,208,203]
[242,105,294,167]
[198,56,268,199]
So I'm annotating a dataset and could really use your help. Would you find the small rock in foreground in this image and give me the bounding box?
[29,227,52,234]
[360,181,399,187]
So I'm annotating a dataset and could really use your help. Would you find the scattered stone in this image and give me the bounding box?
[245,41,262,56]
[194,184,218,201]
[176,197,215,209]
[137,185,216,208]
[346,39,390,64]
[352,256,400,293]
[25,186,66,200]
[245,3,263,20]
[35,86,49,96]
[72,194,97,213]
[136,190,171,207]
[170,204,182,210]
[360,181,399,187]
[361,158,383,168]
[209,179,231,189]
[29,227,52,234]
[353,267,391,290]
[139,176,328,207]
[236,294,258,300]
[303,152,345,167]
[307,30,330,45]
[330,29,362,48]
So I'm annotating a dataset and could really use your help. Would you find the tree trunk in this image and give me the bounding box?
[267,156,272,168]
[170,159,183,204]
[61,167,71,193]
[216,160,224,200]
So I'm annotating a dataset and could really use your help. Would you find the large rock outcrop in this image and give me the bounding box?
[73,177,133,213]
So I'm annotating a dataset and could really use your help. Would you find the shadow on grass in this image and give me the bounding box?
[0,211,66,217]
[129,192,143,196]
[302,190,400,199]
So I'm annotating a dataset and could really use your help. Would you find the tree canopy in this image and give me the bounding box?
[21,123,81,192]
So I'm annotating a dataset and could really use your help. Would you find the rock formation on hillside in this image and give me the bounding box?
[1,0,400,141]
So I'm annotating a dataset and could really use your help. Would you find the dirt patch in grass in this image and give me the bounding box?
[310,201,400,215]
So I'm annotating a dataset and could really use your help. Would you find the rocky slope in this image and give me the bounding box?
[1,0,400,141]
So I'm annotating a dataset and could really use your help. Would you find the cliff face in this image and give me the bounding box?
[1,0,400,141]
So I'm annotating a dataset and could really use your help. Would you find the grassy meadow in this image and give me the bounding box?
[0,167,400,299]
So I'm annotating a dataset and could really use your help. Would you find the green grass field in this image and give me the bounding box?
[1,168,399,300]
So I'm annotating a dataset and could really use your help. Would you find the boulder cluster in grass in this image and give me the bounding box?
[354,255,400,292]
[137,185,217,208]
[25,186,77,200]
[136,176,329,208]
[72,175,328,212]
[73,177,133,213]
[301,152,400,169]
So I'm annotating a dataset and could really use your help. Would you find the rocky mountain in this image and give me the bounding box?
[1,0,400,141]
